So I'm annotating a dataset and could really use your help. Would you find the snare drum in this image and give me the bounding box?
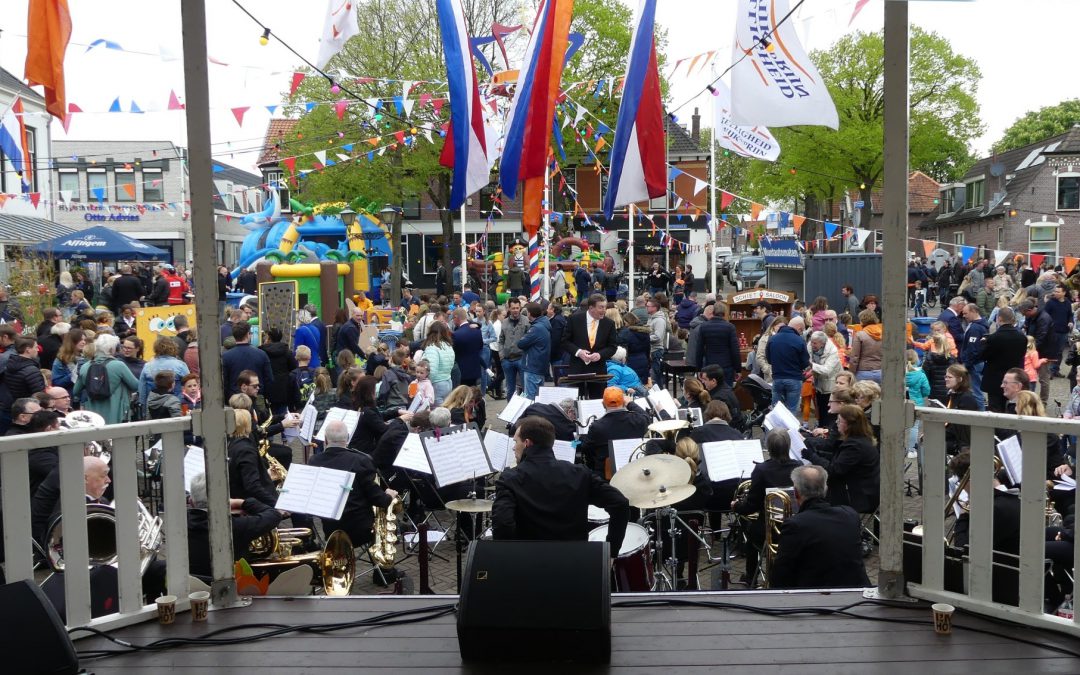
[589,522,654,592]
[587,505,610,525]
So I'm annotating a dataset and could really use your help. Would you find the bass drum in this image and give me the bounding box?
[588,522,654,592]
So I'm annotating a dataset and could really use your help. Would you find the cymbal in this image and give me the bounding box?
[610,454,692,503]
[445,498,493,513]
[648,419,689,435]
[629,483,697,509]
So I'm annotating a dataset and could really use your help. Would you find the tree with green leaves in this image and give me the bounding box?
[741,27,983,233]
[995,99,1080,153]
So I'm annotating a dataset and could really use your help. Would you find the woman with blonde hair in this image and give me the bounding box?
[1011,390,1072,497]
[605,307,624,331]
[227,408,277,508]
[679,375,711,409]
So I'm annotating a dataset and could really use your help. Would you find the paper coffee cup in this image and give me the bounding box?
[931,602,954,635]
[156,594,177,625]
[189,591,210,622]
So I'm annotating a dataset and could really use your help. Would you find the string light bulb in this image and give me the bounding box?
[259,28,270,46]
[859,182,867,190]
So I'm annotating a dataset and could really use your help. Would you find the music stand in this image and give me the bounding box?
[559,372,613,399]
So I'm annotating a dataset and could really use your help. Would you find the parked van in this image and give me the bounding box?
[733,255,766,291]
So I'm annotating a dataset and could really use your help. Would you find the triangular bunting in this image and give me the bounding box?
[923,239,936,259]
[335,99,348,121]
[1064,257,1080,275]
[231,107,249,126]
[167,90,185,110]
[290,72,306,97]
[692,177,708,196]
[266,104,278,115]
[720,191,735,211]
[993,249,1010,266]
[313,150,327,166]
[121,184,135,200]
[824,221,837,238]
[282,156,297,175]
[792,214,805,233]
[108,98,121,113]
[29,193,41,208]
[959,245,976,264]
[1030,253,1046,270]
[750,202,763,220]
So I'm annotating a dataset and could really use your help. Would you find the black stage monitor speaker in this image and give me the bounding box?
[457,540,611,664]
[0,580,79,675]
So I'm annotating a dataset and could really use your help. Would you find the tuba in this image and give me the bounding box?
[45,501,164,576]
[761,488,794,589]
[731,479,754,519]
[62,409,112,463]
[370,496,403,570]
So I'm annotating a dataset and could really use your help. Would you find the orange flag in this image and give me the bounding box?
[750,202,763,220]
[24,0,72,120]
[792,214,806,233]
[922,239,935,258]
[1064,257,1079,275]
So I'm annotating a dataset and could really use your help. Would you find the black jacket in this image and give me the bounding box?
[951,488,1021,555]
[227,436,278,508]
[1024,309,1055,357]
[733,458,801,517]
[690,421,745,445]
[372,418,410,476]
[0,353,46,413]
[561,311,617,377]
[511,402,577,442]
[493,445,629,557]
[111,274,144,309]
[769,497,870,589]
[308,445,392,546]
[38,333,62,372]
[617,325,652,383]
[349,406,392,456]
[186,498,282,578]
[945,390,981,452]
[979,324,1026,410]
[802,435,880,513]
[453,322,485,382]
[578,407,651,467]
[696,318,742,381]
[921,351,955,403]
[548,313,567,363]
[259,341,297,410]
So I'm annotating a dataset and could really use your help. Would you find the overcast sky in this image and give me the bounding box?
[0,0,1077,173]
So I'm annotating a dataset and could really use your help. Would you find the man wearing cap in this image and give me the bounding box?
[577,387,651,474]
[561,294,617,399]
[493,416,629,558]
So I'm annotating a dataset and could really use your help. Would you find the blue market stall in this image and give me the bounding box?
[30,226,171,261]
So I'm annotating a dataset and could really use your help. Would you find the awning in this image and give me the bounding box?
[0,214,75,245]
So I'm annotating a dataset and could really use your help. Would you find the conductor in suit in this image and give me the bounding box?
[561,293,617,399]
[769,465,870,589]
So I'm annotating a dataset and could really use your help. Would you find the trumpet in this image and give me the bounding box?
[248,527,314,560]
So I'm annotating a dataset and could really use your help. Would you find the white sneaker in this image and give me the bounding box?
[906,451,917,459]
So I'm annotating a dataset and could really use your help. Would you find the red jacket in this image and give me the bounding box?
[165,273,189,305]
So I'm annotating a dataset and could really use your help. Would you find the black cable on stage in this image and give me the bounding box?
[70,602,458,660]
[611,597,1080,659]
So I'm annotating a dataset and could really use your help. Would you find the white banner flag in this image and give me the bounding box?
[993,249,1011,266]
[712,79,781,161]
[730,0,838,129]
[316,0,360,69]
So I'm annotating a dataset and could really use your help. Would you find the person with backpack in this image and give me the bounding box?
[73,334,139,425]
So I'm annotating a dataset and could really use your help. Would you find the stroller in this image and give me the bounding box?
[733,373,772,431]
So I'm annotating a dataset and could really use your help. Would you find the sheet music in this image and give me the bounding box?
[552,440,576,463]
[536,386,579,405]
[407,394,429,414]
[786,429,806,461]
[497,393,533,424]
[631,398,651,413]
[393,433,432,474]
[421,426,494,488]
[274,464,355,519]
[281,412,301,440]
[298,403,318,444]
[764,402,802,433]
[576,399,606,433]
[610,438,641,471]
[1055,475,1076,491]
[183,446,205,493]
[484,429,515,470]
[701,440,765,482]
[314,407,361,442]
[678,407,703,427]
[996,435,1023,485]
[647,389,679,419]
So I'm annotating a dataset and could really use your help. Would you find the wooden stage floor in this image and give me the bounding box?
[75,590,1080,674]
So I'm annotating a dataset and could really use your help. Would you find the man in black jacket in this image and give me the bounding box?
[308,420,397,547]
[561,294,617,399]
[186,471,283,578]
[979,307,1027,412]
[695,306,742,386]
[493,416,629,557]
[111,265,145,312]
[769,465,870,589]
[947,452,1020,555]
[510,399,577,442]
[0,337,46,434]
[577,387,651,473]
[1020,299,1055,404]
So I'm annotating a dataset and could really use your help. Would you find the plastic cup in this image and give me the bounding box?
[156,595,177,625]
[931,602,954,635]
[189,591,210,622]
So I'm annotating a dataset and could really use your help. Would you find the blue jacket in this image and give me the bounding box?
[938,308,964,350]
[334,319,361,356]
[548,312,567,363]
[606,360,643,392]
[765,326,810,380]
[293,323,322,369]
[453,322,485,382]
[518,316,551,375]
[696,318,742,379]
[960,318,989,368]
[905,368,930,406]
[674,298,699,329]
[222,343,273,397]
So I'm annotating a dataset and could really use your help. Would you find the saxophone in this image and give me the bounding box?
[256,412,289,485]
[369,495,403,570]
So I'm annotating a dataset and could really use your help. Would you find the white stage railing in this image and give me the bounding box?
[1,416,194,634]
[909,406,1080,636]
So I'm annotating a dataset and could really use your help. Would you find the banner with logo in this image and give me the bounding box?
[730,0,838,129]
[712,79,780,161]
[761,238,803,267]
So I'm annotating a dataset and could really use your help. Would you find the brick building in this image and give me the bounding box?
[917,126,1080,262]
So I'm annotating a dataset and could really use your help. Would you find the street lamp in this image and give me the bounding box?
[378,204,403,306]
[339,207,356,226]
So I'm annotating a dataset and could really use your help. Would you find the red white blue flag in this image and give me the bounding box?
[603,0,666,219]
[0,97,31,192]
[437,0,490,210]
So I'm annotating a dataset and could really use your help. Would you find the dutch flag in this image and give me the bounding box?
[437,0,490,210]
[603,0,666,219]
[0,97,31,192]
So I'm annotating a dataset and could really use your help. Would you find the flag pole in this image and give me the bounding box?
[460,203,467,295]
[628,203,635,302]
[543,160,551,299]
[664,136,671,272]
[709,75,718,297]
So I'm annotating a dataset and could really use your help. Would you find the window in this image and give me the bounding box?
[964,178,984,209]
[115,168,135,202]
[401,194,420,220]
[87,170,107,201]
[997,226,1005,249]
[1057,174,1080,210]
[58,170,79,201]
[1029,224,1059,260]
[24,128,37,192]
[479,183,501,218]
[143,168,163,202]
[265,170,290,212]
[952,231,964,246]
